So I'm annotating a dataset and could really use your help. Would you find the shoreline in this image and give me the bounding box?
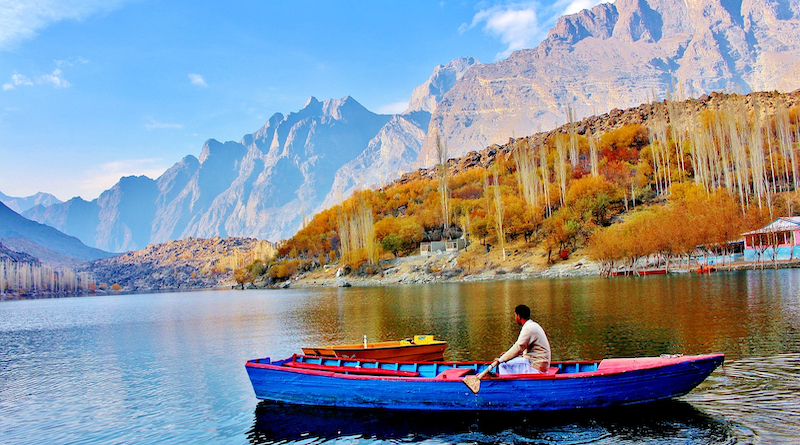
[9,256,800,299]
[288,254,602,288]
[282,255,800,289]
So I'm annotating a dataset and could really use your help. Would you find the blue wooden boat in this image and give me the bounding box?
[245,353,723,411]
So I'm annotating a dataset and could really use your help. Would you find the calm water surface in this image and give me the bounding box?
[2,270,800,444]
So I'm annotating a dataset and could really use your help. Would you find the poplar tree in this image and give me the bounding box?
[435,132,450,239]
[491,165,507,261]
[555,135,569,207]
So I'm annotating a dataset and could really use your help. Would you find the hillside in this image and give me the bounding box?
[0,240,39,264]
[0,201,113,264]
[78,237,276,291]
[269,90,800,286]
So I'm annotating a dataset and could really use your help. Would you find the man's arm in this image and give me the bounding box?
[498,326,533,363]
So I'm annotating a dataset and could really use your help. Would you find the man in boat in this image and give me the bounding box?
[493,304,551,375]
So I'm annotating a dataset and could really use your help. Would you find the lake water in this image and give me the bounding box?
[2,269,800,444]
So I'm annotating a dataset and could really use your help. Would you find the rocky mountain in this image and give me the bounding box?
[0,191,62,213]
[398,90,800,188]
[0,201,113,265]
[28,97,392,251]
[318,57,476,211]
[23,0,800,249]
[25,59,476,251]
[416,0,800,165]
[405,57,478,115]
[78,236,276,291]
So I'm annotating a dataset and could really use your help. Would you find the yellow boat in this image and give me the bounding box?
[302,335,447,361]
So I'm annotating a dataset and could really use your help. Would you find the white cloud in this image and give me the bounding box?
[377,100,408,115]
[38,68,70,88]
[463,1,612,60]
[561,0,610,16]
[55,57,89,68]
[144,117,183,130]
[2,67,72,91]
[80,158,169,197]
[2,73,33,90]
[0,0,129,50]
[188,73,207,87]
[462,3,542,60]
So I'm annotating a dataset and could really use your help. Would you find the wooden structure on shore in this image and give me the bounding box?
[743,217,800,262]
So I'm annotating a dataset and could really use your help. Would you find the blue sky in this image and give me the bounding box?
[0,0,604,202]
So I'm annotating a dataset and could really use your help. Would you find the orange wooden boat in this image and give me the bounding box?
[302,335,447,361]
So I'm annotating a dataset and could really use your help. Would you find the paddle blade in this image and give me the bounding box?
[463,375,481,394]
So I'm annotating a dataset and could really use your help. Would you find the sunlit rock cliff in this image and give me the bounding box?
[416,0,800,165]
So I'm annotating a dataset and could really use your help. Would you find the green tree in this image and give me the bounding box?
[381,234,403,257]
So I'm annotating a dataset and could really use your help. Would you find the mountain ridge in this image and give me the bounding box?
[0,191,62,214]
[0,201,113,264]
[22,0,800,251]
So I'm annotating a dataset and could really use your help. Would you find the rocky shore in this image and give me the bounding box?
[285,249,603,289]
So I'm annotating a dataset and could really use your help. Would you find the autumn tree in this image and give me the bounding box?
[489,166,507,260]
[435,131,451,238]
[234,267,254,290]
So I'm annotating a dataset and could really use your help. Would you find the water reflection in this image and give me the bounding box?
[685,353,800,443]
[287,271,800,363]
[248,400,740,444]
[4,270,800,444]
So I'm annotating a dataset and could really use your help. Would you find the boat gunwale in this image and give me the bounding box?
[245,353,724,382]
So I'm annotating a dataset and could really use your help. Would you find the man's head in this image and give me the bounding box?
[514,304,531,325]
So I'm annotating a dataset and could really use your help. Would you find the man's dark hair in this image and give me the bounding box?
[515,304,531,320]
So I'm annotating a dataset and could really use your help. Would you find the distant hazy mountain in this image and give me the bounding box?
[0,191,62,213]
[0,201,113,264]
[0,240,39,264]
[416,0,800,165]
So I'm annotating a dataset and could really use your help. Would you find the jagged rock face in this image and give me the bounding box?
[417,0,800,166]
[318,58,475,212]
[27,97,391,251]
[406,57,478,114]
[210,96,391,242]
[318,112,429,211]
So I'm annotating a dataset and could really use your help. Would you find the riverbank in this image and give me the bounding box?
[288,243,602,288]
[283,248,800,289]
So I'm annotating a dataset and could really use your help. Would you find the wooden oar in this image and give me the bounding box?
[463,360,499,394]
